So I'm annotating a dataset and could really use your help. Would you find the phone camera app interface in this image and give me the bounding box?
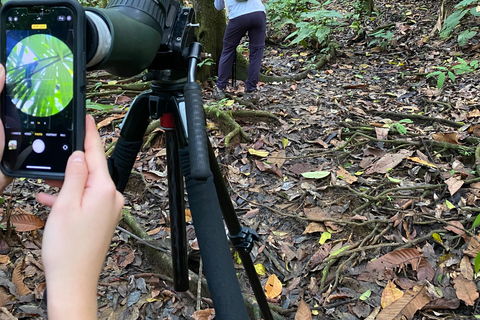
[3,6,75,173]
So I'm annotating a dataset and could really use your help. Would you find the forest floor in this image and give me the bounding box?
[1,0,480,319]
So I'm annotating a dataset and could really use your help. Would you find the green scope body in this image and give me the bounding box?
[86,0,170,76]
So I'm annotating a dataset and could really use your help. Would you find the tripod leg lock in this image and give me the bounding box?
[228,227,259,254]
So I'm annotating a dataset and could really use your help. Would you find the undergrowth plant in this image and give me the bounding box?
[440,0,480,45]
[369,29,395,48]
[426,57,479,89]
[266,0,343,48]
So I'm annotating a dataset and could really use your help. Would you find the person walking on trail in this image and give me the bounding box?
[214,0,266,101]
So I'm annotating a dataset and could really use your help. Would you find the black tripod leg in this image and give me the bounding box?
[178,147,249,320]
[108,94,151,193]
[166,130,189,292]
[208,142,274,320]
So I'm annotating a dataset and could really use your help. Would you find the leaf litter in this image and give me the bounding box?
[0,0,479,319]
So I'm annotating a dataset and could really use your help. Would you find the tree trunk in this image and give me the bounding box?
[193,0,227,81]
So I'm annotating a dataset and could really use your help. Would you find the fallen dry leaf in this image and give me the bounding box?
[336,166,358,184]
[444,220,465,236]
[12,258,31,296]
[432,132,460,144]
[265,274,282,299]
[9,214,45,232]
[375,127,389,140]
[460,256,474,281]
[381,280,405,308]
[303,222,326,234]
[365,149,413,174]
[96,114,125,129]
[376,285,430,320]
[294,299,312,320]
[453,275,479,306]
[444,177,464,196]
[407,156,437,168]
[191,308,215,320]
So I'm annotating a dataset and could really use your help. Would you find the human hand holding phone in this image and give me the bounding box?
[0,65,13,192]
[37,115,124,320]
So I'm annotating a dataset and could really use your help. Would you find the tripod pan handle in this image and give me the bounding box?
[184,82,210,181]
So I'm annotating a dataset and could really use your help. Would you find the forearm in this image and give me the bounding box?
[46,278,98,320]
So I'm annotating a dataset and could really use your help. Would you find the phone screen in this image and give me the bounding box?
[2,5,77,174]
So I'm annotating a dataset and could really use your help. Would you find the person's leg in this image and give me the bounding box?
[216,17,249,90]
[245,12,266,92]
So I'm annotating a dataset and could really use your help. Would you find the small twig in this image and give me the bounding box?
[196,258,203,310]
[116,225,170,254]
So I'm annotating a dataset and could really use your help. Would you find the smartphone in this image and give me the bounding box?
[0,0,85,180]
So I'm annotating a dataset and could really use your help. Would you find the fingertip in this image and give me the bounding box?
[37,192,56,208]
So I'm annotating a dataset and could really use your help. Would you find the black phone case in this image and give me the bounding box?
[0,0,86,180]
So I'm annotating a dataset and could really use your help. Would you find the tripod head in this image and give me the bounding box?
[85,0,196,78]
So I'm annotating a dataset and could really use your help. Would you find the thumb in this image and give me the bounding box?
[0,65,4,93]
[55,151,88,207]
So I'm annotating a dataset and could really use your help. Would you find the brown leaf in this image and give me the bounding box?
[12,258,31,296]
[460,256,474,281]
[255,160,282,178]
[303,222,326,234]
[295,300,312,320]
[9,214,45,232]
[267,150,286,168]
[444,177,464,196]
[453,275,479,306]
[432,132,460,144]
[304,207,336,221]
[366,248,421,276]
[265,274,282,299]
[467,109,480,118]
[191,309,215,320]
[0,256,9,265]
[376,285,430,320]
[365,149,413,174]
[375,127,389,140]
[0,288,12,308]
[416,258,435,282]
[422,298,460,310]
[115,247,135,268]
[444,220,465,236]
[336,166,358,184]
[381,280,404,308]
[96,114,125,129]
[0,307,17,320]
[464,234,480,257]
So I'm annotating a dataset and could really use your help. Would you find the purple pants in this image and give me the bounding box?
[216,11,266,92]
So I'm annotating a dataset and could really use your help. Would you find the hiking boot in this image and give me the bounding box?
[244,90,259,102]
[213,87,226,100]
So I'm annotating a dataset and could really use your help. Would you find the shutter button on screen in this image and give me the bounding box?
[32,139,45,154]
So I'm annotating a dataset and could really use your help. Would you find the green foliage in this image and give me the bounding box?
[285,10,343,47]
[389,119,413,135]
[369,29,394,48]
[198,57,215,68]
[266,0,342,48]
[426,58,478,89]
[458,28,478,46]
[266,0,320,29]
[6,34,73,117]
[439,0,480,44]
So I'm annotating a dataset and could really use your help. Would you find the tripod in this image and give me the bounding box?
[106,40,274,319]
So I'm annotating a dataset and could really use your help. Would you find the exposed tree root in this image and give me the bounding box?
[233,45,336,84]
[205,104,279,147]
